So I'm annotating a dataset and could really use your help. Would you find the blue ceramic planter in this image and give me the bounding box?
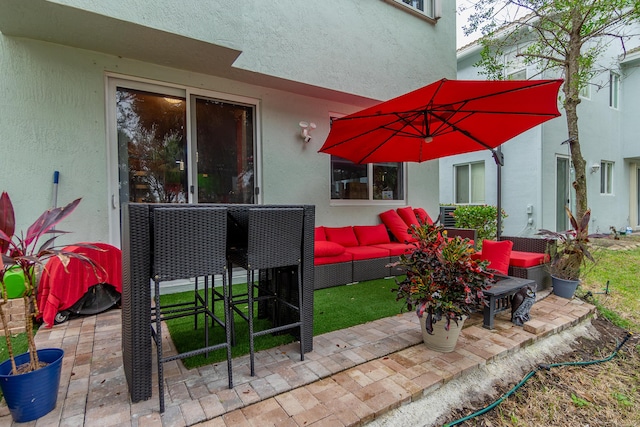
[0,348,64,422]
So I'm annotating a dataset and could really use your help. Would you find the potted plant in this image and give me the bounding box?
[0,191,97,422]
[538,207,599,299]
[391,223,494,352]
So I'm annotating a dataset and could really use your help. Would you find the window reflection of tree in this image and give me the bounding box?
[116,89,187,203]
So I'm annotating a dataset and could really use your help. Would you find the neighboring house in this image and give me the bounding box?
[444,33,640,236]
[0,0,454,247]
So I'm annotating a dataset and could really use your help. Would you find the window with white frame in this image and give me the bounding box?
[600,161,614,195]
[330,157,405,202]
[505,48,526,80]
[609,72,620,109]
[455,162,485,204]
[387,0,440,19]
[579,82,591,100]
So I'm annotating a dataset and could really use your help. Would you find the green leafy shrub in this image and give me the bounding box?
[451,205,508,243]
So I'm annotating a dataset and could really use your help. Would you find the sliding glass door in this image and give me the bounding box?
[108,78,259,243]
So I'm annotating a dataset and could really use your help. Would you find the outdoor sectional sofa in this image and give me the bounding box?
[313,206,553,291]
[313,207,477,289]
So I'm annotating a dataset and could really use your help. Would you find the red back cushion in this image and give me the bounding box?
[480,239,513,275]
[324,226,359,247]
[413,208,434,225]
[314,226,326,241]
[314,241,346,257]
[353,224,391,246]
[379,209,416,243]
[397,206,420,227]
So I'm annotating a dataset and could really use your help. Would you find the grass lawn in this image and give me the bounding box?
[160,277,405,369]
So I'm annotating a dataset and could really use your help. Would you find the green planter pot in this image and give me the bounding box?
[551,276,579,299]
[420,315,466,353]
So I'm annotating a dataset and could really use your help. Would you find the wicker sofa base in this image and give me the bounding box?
[508,265,551,291]
[314,262,353,289]
[353,257,391,282]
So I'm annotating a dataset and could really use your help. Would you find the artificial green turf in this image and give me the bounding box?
[160,277,406,369]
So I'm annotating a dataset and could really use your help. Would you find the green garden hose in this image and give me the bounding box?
[443,331,632,426]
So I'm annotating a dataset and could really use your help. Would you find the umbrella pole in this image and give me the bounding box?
[494,148,503,239]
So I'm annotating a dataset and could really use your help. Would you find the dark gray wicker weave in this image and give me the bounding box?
[314,262,353,289]
[227,208,305,376]
[151,207,232,413]
[498,235,553,290]
[122,203,315,403]
[352,257,391,282]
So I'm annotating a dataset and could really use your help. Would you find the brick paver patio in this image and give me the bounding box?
[0,291,595,426]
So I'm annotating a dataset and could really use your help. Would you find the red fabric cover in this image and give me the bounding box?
[353,224,391,246]
[397,206,420,227]
[314,241,346,257]
[372,242,414,256]
[38,243,122,328]
[414,208,434,225]
[479,239,513,275]
[324,226,359,247]
[344,246,390,261]
[379,209,416,243]
[509,251,550,268]
[314,252,353,265]
[314,226,326,241]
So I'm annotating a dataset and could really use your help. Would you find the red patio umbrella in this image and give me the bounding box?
[318,78,563,166]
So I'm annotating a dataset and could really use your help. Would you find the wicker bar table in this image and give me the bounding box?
[121,203,315,403]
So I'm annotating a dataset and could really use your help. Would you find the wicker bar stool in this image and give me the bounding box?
[227,208,305,376]
[150,207,233,413]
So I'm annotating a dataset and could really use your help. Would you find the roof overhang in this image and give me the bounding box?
[0,0,377,107]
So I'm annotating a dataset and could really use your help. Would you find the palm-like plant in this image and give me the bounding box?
[538,207,601,281]
[0,192,96,373]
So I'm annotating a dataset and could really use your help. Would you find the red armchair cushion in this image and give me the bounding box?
[509,251,550,268]
[413,208,434,225]
[314,226,326,241]
[397,206,420,227]
[479,239,513,275]
[324,226,359,247]
[379,209,416,243]
[353,224,391,246]
[314,241,346,257]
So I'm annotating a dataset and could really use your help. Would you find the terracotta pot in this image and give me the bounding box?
[420,315,466,353]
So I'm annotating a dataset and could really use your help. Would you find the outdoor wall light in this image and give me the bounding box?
[590,163,600,173]
[299,121,316,143]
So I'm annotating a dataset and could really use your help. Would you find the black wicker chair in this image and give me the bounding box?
[150,207,233,413]
[227,208,305,376]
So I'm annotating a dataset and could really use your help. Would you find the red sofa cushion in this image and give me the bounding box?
[314,226,326,241]
[397,206,420,227]
[314,252,353,265]
[379,209,416,243]
[372,242,414,256]
[344,246,390,261]
[314,241,346,257]
[324,226,359,247]
[479,239,513,275]
[509,251,550,268]
[413,208,434,225]
[353,224,391,246]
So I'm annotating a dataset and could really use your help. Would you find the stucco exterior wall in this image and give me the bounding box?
[1,0,454,245]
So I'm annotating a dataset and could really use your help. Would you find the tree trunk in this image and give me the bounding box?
[563,10,589,224]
